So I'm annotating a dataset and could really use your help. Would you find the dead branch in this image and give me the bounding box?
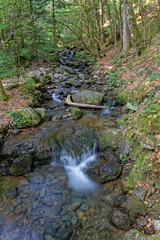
[65,94,108,109]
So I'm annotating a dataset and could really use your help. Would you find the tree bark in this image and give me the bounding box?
[29,0,38,59]
[122,0,130,56]
[99,0,104,42]
[0,80,8,101]
[53,0,57,59]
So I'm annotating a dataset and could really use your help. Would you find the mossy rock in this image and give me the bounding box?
[126,131,141,160]
[70,107,83,120]
[0,176,28,198]
[109,209,134,231]
[34,108,50,122]
[72,90,105,105]
[10,155,33,176]
[137,130,158,150]
[98,129,123,151]
[123,229,160,240]
[137,104,160,134]
[10,108,42,128]
[52,124,96,159]
[122,195,147,218]
[117,92,128,105]
[41,74,52,84]
[122,164,143,192]
[127,84,148,104]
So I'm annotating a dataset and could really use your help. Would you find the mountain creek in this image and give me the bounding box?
[0,49,159,240]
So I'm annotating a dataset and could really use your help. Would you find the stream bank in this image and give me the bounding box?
[0,48,159,240]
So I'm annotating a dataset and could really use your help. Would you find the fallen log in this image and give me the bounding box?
[65,94,109,109]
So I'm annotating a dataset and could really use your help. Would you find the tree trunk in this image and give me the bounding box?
[119,0,123,42]
[122,0,130,56]
[53,0,57,59]
[29,0,38,59]
[84,0,90,35]
[99,0,104,42]
[0,80,8,101]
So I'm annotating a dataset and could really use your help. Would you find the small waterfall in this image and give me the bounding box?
[52,92,62,103]
[51,144,99,194]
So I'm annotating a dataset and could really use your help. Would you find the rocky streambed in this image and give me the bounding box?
[0,49,159,240]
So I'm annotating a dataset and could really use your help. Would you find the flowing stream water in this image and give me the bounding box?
[0,49,126,240]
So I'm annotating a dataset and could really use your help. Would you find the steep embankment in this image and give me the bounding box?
[96,34,160,235]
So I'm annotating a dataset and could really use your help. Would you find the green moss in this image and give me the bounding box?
[8,108,41,128]
[122,165,143,192]
[137,104,160,134]
[126,131,141,160]
[127,84,148,104]
[70,107,83,120]
[117,92,128,105]
[123,229,160,240]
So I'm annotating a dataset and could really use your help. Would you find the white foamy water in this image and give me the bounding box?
[52,93,62,103]
[101,108,111,115]
[51,145,99,194]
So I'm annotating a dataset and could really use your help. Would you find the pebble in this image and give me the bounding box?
[76,210,84,220]
[153,220,160,231]
[62,214,71,222]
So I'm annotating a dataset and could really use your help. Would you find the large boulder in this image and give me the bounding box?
[10,108,42,128]
[98,129,124,151]
[109,209,134,231]
[122,196,147,218]
[123,229,160,240]
[87,151,122,183]
[72,90,105,105]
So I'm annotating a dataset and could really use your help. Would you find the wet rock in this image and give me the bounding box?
[31,230,44,240]
[5,187,19,199]
[62,214,72,222]
[122,196,147,218]
[132,187,147,201]
[10,155,33,176]
[60,65,75,74]
[123,229,160,240]
[0,176,28,197]
[109,209,134,231]
[72,90,105,105]
[70,107,83,120]
[45,235,55,240]
[56,226,72,240]
[98,129,123,151]
[88,151,122,183]
[34,108,51,121]
[10,129,21,134]
[71,216,78,225]
[76,210,84,219]
[0,214,5,235]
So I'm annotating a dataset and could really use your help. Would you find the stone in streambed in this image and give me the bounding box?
[98,129,124,151]
[109,209,134,231]
[87,151,122,183]
[123,229,160,240]
[70,107,83,120]
[122,195,147,218]
[10,155,33,176]
[72,90,105,105]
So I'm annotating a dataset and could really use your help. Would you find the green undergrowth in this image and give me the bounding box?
[20,78,42,107]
